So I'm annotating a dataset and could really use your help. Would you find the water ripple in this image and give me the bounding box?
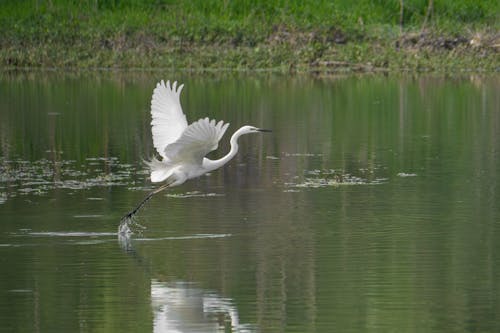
[134,233,232,241]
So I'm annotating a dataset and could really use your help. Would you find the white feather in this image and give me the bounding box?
[164,117,230,164]
[151,80,188,159]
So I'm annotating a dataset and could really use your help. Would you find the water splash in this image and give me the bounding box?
[118,218,133,236]
[118,215,146,237]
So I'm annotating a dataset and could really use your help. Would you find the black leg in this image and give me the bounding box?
[119,182,171,225]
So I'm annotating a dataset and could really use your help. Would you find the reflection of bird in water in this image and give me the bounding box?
[120,80,270,230]
[151,280,253,333]
[117,234,253,332]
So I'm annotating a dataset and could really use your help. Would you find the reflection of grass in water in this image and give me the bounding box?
[397,172,418,177]
[166,191,225,199]
[288,169,387,189]
[0,157,144,203]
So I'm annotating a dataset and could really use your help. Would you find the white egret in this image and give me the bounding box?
[121,80,270,223]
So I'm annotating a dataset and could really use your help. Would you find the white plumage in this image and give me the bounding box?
[150,80,188,159]
[120,79,270,223]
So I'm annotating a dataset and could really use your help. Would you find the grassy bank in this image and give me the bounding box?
[1,0,499,72]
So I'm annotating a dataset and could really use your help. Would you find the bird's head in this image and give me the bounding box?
[238,125,272,135]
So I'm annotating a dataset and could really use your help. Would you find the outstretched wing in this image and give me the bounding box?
[151,80,188,159]
[164,118,230,165]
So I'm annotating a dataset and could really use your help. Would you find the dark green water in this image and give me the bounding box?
[1,72,500,332]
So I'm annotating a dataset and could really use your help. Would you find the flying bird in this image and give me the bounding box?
[120,80,270,226]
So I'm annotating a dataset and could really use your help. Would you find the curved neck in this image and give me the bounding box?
[204,129,242,171]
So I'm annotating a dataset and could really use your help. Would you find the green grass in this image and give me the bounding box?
[0,0,499,71]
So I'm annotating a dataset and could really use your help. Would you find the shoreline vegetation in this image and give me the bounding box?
[1,1,499,73]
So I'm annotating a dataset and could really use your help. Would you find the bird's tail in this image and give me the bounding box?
[144,157,173,183]
[143,156,163,169]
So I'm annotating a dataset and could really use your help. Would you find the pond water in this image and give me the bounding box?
[1,72,499,332]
